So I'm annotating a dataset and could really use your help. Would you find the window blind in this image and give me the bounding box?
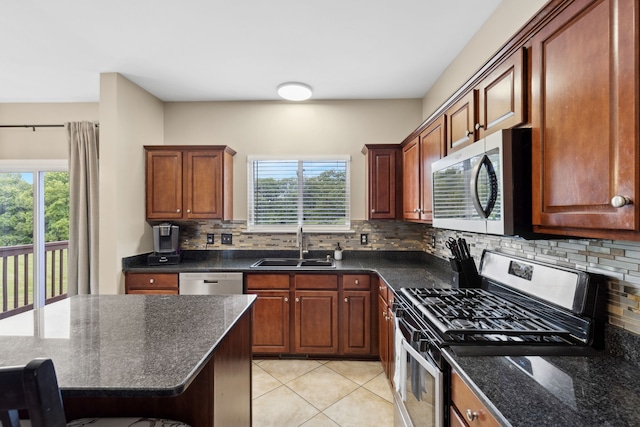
[248,157,350,230]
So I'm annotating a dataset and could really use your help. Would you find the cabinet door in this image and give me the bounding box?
[366,148,399,219]
[531,0,639,234]
[185,150,223,219]
[476,47,525,139]
[146,150,183,220]
[419,115,446,223]
[249,290,290,353]
[378,295,390,378]
[341,290,371,355]
[446,91,476,153]
[402,136,421,220]
[293,290,338,354]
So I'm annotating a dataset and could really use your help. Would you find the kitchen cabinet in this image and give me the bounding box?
[145,145,235,221]
[402,115,446,223]
[446,48,524,153]
[341,274,372,355]
[293,274,339,354]
[530,0,640,239]
[246,274,290,354]
[450,369,500,427]
[377,277,394,381]
[125,272,178,294]
[362,144,401,220]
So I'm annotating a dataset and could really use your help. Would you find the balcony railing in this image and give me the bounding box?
[0,241,68,319]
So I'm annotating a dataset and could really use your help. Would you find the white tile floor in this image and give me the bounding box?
[252,359,394,427]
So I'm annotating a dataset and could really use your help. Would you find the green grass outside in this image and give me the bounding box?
[0,249,68,312]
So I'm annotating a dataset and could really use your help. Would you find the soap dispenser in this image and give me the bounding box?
[334,243,343,261]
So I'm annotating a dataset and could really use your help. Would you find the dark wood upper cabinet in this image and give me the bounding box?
[446,91,476,153]
[362,145,401,220]
[530,0,639,237]
[402,136,421,221]
[145,146,235,221]
[476,47,525,139]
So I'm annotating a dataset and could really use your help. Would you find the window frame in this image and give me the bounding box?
[246,155,351,233]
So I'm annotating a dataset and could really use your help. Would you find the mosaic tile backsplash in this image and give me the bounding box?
[178,219,640,336]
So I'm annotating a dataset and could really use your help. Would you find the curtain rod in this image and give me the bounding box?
[0,124,98,131]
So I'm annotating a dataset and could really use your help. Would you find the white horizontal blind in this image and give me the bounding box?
[248,157,350,230]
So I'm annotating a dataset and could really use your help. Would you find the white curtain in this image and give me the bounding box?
[66,122,99,295]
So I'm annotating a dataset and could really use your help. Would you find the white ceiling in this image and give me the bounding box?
[1,0,502,103]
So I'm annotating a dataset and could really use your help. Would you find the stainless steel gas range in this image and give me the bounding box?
[393,250,604,427]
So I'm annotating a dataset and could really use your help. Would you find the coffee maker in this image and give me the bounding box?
[147,223,181,265]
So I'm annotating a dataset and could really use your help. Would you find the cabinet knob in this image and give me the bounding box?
[466,409,479,422]
[177,209,181,213]
[284,297,289,302]
[371,209,376,213]
[295,297,300,303]
[611,195,632,208]
[344,297,348,303]
[187,209,191,213]
[465,130,472,137]
[474,123,484,131]
[149,279,154,284]
[355,279,359,285]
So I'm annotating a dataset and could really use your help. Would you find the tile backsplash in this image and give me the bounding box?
[178,219,640,336]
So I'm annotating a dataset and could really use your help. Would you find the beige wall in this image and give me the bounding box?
[98,73,164,294]
[163,99,423,220]
[0,103,98,159]
[421,0,548,119]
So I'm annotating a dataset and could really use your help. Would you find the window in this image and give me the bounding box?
[247,156,350,231]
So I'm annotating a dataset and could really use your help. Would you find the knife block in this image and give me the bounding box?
[450,258,480,288]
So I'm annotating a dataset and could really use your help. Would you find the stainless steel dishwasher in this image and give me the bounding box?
[178,272,244,295]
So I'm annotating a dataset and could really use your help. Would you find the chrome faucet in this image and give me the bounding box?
[297,226,308,259]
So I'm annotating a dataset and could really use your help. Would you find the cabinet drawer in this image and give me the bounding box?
[295,274,338,290]
[126,273,179,292]
[343,274,370,290]
[245,273,290,290]
[451,370,499,427]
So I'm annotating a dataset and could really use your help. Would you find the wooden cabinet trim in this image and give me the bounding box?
[451,370,500,427]
[294,274,338,290]
[245,273,290,290]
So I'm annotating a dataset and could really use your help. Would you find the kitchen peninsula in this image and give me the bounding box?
[0,294,256,426]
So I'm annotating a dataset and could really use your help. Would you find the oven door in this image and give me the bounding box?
[394,332,443,427]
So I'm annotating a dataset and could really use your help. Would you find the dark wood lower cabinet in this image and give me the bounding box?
[248,290,290,353]
[294,290,339,354]
[341,290,371,355]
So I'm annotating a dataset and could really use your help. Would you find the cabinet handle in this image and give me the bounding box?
[355,279,359,285]
[149,279,154,284]
[177,209,181,213]
[187,209,191,213]
[474,123,484,131]
[465,130,472,137]
[284,297,289,302]
[371,209,376,213]
[344,297,348,303]
[295,297,299,303]
[611,195,632,208]
[466,409,479,422]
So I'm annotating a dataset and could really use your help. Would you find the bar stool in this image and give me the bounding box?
[0,359,190,427]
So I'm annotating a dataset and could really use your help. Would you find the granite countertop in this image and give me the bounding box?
[0,294,256,398]
[444,348,640,427]
[123,250,454,291]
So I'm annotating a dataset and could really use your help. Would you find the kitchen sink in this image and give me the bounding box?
[251,258,335,269]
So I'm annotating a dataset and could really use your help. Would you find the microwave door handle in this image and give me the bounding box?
[470,154,498,218]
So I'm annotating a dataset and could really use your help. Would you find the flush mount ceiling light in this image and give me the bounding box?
[277,82,313,101]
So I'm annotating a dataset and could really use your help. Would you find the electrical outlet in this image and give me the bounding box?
[206,233,214,244]
[221,233,233,245]
[360,234,368,245]
[431,235,436,248]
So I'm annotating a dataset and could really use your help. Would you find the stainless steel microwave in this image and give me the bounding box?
[431,128,531,236]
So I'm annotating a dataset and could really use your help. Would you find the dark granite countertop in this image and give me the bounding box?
[0,294,256,398]
[444,348,640,427]
[123,250,453,291]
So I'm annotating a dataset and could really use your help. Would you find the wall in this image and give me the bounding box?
[98,73,164,294]
[0,103,98,159]
[163,99,422,220]
[421,0,548,119]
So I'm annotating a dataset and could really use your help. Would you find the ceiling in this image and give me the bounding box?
[1,0,502,103]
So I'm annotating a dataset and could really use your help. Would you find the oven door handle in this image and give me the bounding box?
[401,338,441,379]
